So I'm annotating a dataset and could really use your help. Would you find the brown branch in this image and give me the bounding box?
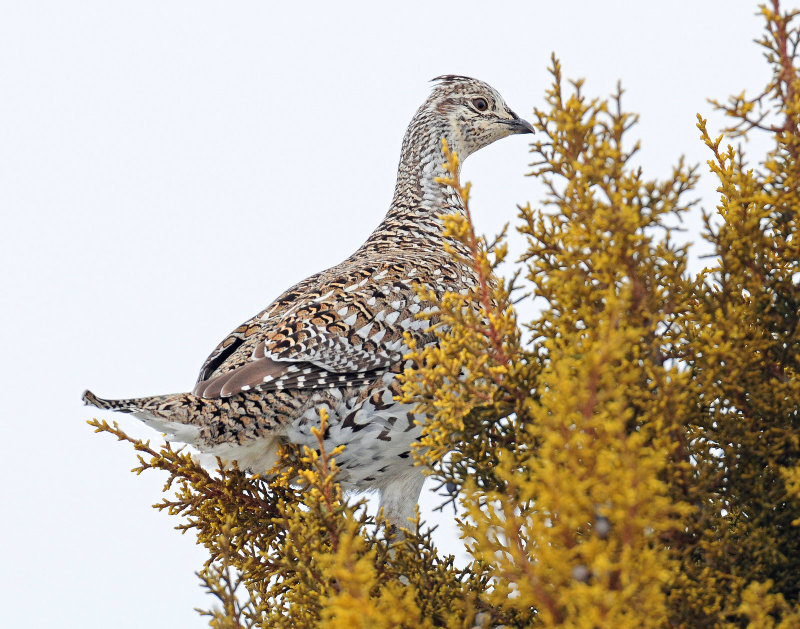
[436,139,511,368]
[309,408,343,557]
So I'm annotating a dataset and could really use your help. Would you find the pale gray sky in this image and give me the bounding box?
[1,2,770,626]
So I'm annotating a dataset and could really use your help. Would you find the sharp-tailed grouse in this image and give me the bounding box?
[84,75,533,528]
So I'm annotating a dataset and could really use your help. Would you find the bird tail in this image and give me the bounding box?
[82,389,204,442]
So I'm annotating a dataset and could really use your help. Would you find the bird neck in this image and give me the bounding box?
[362,120,470,254]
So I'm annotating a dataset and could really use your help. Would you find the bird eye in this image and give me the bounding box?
[471,97,489,112]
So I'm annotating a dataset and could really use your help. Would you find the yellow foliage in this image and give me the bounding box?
[736,581,800,629]
[318,532,427,629]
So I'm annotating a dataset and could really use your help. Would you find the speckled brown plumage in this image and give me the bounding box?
[84,76,533,527]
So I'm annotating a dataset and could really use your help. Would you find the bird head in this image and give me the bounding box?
[420,75,534,160]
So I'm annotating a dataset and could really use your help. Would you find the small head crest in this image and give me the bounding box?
[431,74,477,84]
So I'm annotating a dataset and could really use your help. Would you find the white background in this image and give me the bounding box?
[1,2,773,626]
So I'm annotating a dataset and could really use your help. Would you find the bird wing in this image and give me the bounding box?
[193,259,443,399]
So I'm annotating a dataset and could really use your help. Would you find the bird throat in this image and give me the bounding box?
[364,125,467,255]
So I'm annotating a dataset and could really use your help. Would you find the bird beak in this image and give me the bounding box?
[504,113,535,135]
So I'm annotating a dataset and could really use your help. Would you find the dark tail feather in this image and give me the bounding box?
[82,389,139,413]
[82,389,203,442]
